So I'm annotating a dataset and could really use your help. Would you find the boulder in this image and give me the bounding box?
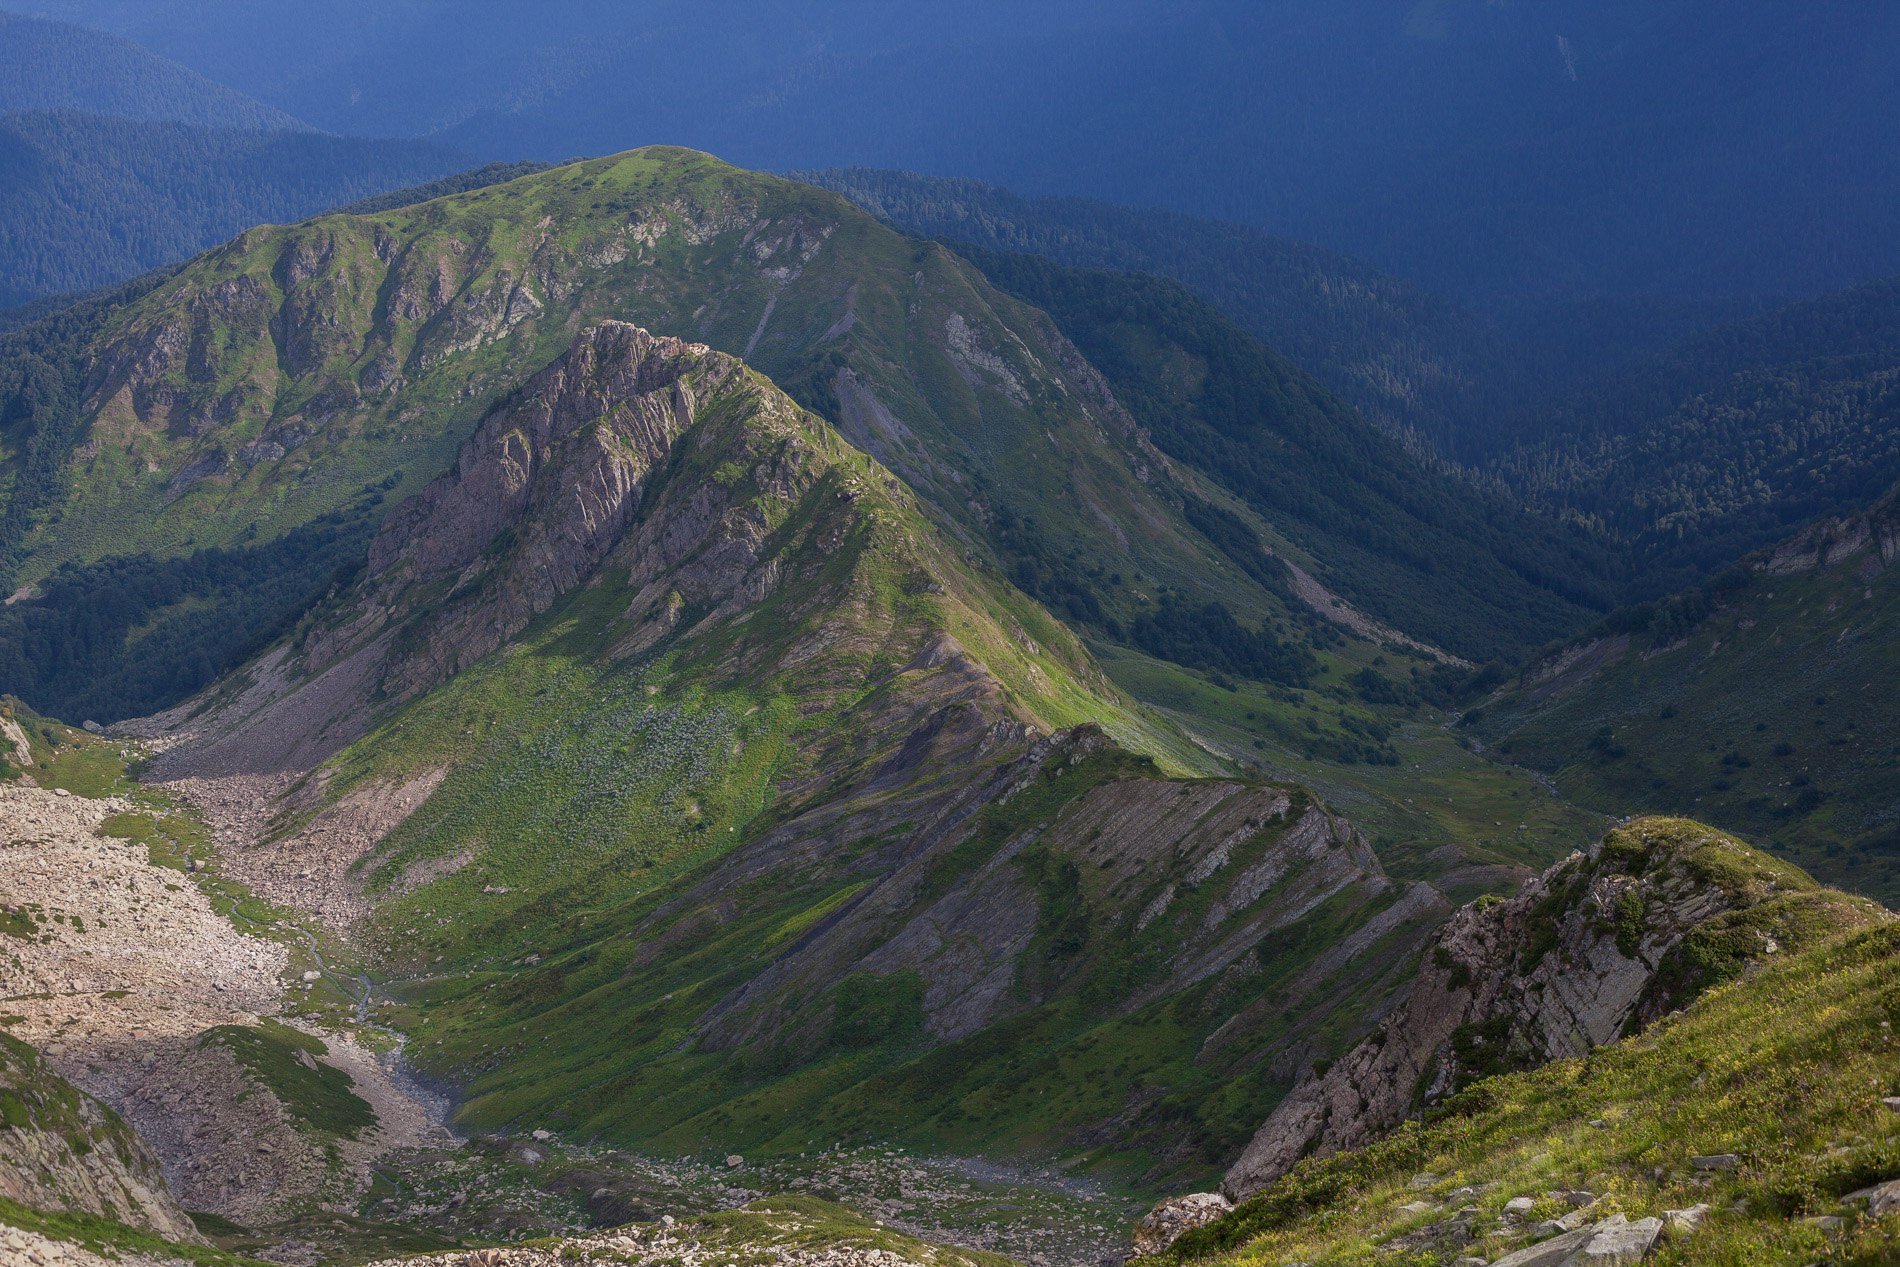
[1488,1214,1660,1267]
[1574,1215,1661,1265]
[1844,1178,1900,1217]
[1132,1192,1233,1256]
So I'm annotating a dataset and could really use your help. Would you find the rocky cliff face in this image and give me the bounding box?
[140,319,1080,778]
[1222,816,1885,1199]
[1758,479,1900,575]
[0,1031,196,1242]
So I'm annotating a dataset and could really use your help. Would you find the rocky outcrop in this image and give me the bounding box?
[691,741,1409,1060]
[0,1032,196,1242]
[1222,817,1885,1199]
[135,322,830,777]
[1131,1192,1233,1256]
[1758,480,1900,575]
[363,322,750,699]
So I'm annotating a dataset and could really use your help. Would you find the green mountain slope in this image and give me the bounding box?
[1469,484,1900,903]
[0,110,468,307]
[0,11,302,131]
[954,247,1614,661]
[0,145,1394,723]
[1159,821,1900,1267]
[132,318,1462,1188]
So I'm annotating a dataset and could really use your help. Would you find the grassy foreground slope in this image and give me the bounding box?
[1166,821,1900,1267]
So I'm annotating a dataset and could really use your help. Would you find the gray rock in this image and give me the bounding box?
[1662,1203,1710,1237]
[1225,830,1801,1199]
[1398,1200,1437,1216]
[1690,1153,1740,1171]
[1573,1215,1660,1265]
[1844,1178,1900,1216]
[1130,1192,1232,1256]
[1487,1223,1598,1267]
[1884,1096,1900,1113]
[1503,1196,1539,1218]
[1487,1215,1659,1267]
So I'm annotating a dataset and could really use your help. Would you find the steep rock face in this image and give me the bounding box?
[1222,817,1885,1198]
[1758,479,1900,575]
[0,1032,196,1242]
[141,320,1033,777]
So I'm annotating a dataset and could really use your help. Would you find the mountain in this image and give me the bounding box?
[0,10,303,131]
[1145,820,1899,1265]
[0,145,1496,729]
[0,110,469,306]
[113,319,1464,1190]
[26,1,1900,308]
[1467,484,1900,905]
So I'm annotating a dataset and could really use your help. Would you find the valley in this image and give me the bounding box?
[0,20,1896,1259]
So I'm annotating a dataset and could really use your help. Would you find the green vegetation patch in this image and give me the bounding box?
[197,1020,375,1140]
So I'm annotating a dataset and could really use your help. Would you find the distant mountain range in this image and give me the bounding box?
[20,0,1900,307]
[0,10,304,129]
[0,110,466,306]
[0,12,472,307]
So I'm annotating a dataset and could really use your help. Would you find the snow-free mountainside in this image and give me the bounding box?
[0,142,1896,1267]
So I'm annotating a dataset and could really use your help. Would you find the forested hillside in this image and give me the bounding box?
[0,11,302,129]
[796,168,1511,458]
[29,0,1900,310]
[0,111,466,306]
[1470,483,1900,902]
[1499,277,1900,597]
